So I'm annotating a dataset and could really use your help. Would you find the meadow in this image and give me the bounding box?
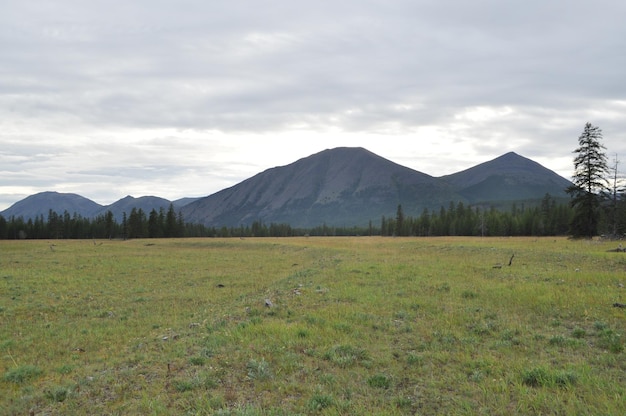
[1,237,625,415]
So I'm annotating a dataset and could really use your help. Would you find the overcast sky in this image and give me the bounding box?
[2,0,625,210]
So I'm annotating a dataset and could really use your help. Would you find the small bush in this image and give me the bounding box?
[572,327,586,339]
[3,365,43,383]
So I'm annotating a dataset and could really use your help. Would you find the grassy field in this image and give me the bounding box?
[1,237,625,415]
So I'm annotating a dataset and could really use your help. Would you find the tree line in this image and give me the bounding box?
[383,195,573,237]
[1,124,624,240]
[1,192,623,239]
[0,205,188,240]
[0,195,580,239]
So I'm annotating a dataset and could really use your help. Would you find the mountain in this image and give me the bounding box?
[96,195,174,222]
[0,191,102,220]
[181,147,460,228]
[173,197,201,208]
[440,152,572,204]
[2,148,574,228]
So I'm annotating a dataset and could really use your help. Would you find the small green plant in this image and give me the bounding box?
[521,367,551,387]
[56,364,74,374]
[407,353,423,366]
[246,358,272,381]
[189,356,206,366]
[461,290,478,299]
[45,386,71,402]
[572,327,586,339]
[549,335,567,346]
[594,321,608,331]
[367,373,391,389]
[394,396,413,409]
[3,365,43,383]
[323,345,369,368]
[437,283,451,292]
[468,369,484,382]
[521,367,578,388]
[173,379,198,392]
[596,329,624,353]
[307,392,334,411]
[554,371,578,387]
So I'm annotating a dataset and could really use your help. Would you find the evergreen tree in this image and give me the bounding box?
[165,204,178,237]
[395,204,405,236]
[566,123,609,238]
[148,209,161,238]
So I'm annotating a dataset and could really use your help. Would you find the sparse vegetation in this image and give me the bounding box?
[1,237,624,414]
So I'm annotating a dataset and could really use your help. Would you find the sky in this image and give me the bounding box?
[2,0,626,210]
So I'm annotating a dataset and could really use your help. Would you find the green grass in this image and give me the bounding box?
[0,237,625,414]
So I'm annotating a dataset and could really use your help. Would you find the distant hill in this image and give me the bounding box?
[95,195,174,223]
[1,148,573,227]
[181,147,460,228]
[173,197,201,208]
[1,193,180,222]
[440,152,572,204]
[0,191,102,220]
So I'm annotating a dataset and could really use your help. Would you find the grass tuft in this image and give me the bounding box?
[3,365,43,384]
[307,392,334,411]
[367,373,391,389]
[521,367,578,388]
[246,358,272,381]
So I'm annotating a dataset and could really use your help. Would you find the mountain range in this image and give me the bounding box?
[1,147,572,228]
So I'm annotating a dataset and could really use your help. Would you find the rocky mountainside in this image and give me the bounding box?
[181,147,459,228]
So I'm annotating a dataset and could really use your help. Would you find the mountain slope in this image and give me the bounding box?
[440,152,572,203]
[2,149,575,228]
[0,191,102,220]
[96,196,174,222]
[182,147,460,228]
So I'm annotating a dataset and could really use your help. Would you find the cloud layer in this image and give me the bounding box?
[2,0,625,209]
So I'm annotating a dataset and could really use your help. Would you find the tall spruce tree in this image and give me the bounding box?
[566,122,609,238]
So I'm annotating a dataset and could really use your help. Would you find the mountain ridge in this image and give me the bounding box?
[1,147,573,227]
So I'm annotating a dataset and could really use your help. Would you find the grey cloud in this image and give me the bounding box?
[1,0,625,209]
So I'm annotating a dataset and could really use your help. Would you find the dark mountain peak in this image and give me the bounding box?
[441,152,572,203]
[0,191,102,220]
[182,146,452,227]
